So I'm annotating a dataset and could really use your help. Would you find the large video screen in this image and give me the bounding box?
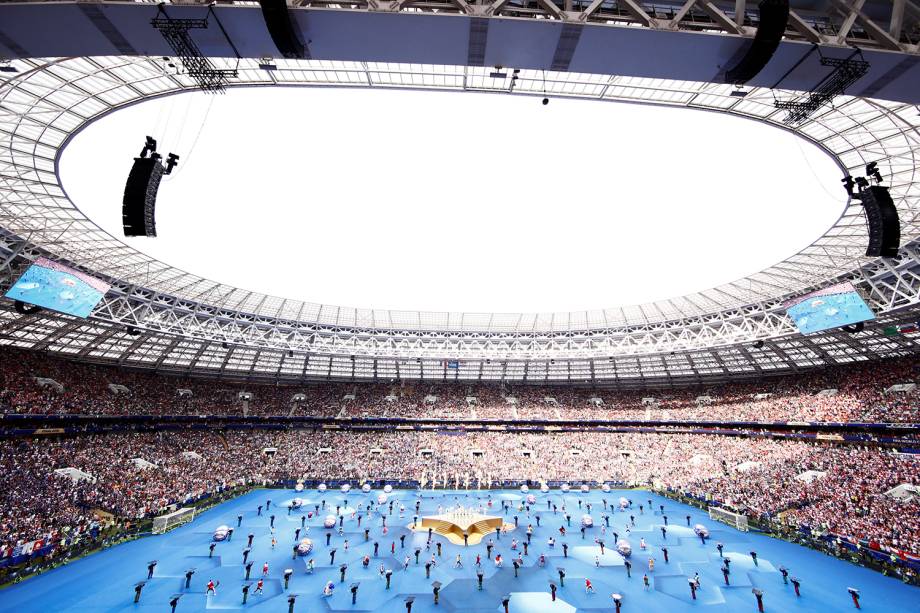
[4,257,110,318]
[784,282,874,335]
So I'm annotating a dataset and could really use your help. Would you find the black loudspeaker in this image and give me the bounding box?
[723,0,789,84]
[122,157,164,237]
[259,0,307,59]
[14,300,43,315]
[842,322,865,333]
[859,185,900,257]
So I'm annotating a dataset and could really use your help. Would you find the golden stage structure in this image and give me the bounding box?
[416,507,510,546]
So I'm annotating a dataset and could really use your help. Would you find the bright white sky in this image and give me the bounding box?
[61,88,845,314]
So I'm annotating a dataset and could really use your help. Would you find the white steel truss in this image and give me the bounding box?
[0,282,916,384]
[0,55,919,381]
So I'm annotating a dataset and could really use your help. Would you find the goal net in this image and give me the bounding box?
[708,506,749,532]
[152,507,196,534]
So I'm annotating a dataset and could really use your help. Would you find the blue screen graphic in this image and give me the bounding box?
[5,258,109,318]
[784,283,874,335]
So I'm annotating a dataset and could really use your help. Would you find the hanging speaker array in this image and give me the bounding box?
[722,0,790,85]
[122,137,178,238]
[259,0,309,60]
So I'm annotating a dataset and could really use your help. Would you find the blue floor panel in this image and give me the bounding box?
[1,488,917,612]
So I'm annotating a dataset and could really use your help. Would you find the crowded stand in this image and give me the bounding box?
[2,346,918,583]
[2,429,918,571]
[1,347,917,423]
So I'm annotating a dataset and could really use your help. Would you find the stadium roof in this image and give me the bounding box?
[0,2,918,382]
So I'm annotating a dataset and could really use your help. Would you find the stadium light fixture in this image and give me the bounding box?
[841,175,855,197]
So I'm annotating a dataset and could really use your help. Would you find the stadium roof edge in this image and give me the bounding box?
[1,55,919,338]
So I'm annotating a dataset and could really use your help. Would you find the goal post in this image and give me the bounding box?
[708,506,749,532]
[152,507,196,534]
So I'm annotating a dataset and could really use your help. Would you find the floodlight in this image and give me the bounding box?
[165,153,180,175]
[140,136,157,158]
[841,175,855,196]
